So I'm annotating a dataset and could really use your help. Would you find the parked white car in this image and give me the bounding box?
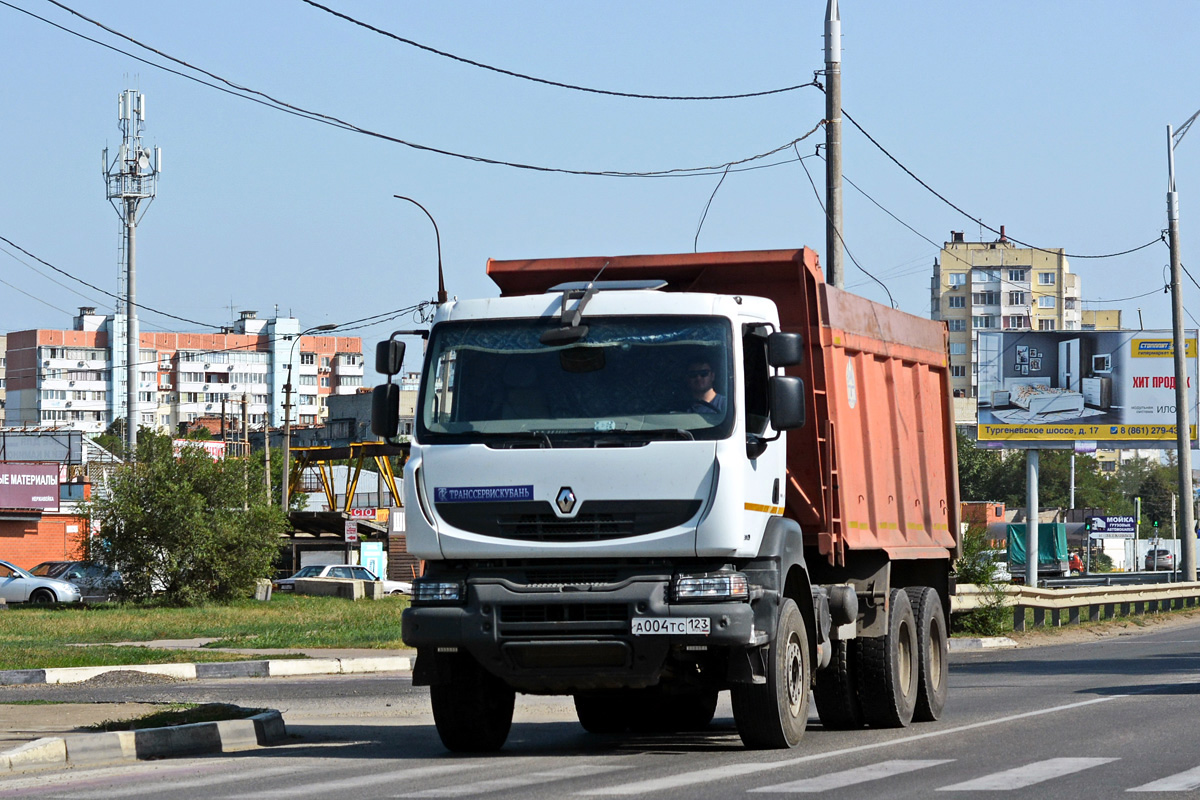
[273,564,411,595]
[0,559,83,604]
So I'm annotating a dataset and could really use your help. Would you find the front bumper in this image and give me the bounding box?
[402,576,757,693]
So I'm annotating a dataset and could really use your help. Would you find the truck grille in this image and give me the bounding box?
[436,500,701,541]
[499,603,628,624]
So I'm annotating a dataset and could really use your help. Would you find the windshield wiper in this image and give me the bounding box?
[492,431,554,449]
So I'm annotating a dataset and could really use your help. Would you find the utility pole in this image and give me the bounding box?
[1167,120,1197,582]
[242,393,250,511]
[263,421,272,506]
[1026,450,1039,587]
[824,0,844,288]
[104,90,161,460]
[282,324,338,512]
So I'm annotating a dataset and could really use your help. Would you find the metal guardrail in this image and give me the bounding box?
[953,581,1200,631]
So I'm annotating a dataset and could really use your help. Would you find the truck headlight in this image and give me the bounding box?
[412,579,466,604]
[672,571,748,602]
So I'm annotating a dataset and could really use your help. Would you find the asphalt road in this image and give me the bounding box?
[3,620,1200,799]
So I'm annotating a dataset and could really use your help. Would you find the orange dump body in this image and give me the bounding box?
[487,248,960,566]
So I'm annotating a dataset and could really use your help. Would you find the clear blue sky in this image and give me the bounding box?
[2,1,1199,360]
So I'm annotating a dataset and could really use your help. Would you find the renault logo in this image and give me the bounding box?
[556,486,577,514]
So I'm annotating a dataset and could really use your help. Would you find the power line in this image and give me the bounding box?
[0,233,223,330]
[300,0,816,102]
[838,106,1165,260]
[19,0,826,179]
[795,145,895,308]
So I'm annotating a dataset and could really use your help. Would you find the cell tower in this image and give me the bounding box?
[103,89,161,457]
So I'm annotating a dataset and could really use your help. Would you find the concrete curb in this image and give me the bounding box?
[0,655,412,687]
[949,636,1019,651]
[0,710,286,773]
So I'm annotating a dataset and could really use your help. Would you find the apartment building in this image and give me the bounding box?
[0,333,6,426]
[932,228,1083,399]
[5,309,363,434]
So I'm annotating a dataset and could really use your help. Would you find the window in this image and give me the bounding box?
[161,415,171,427]
[972,268,1000,283]
[948,272,967,287]
[1038,272,1056,285]
[949,342,967,355]
[1004,316,1030,330]
[299,375,317,386]
[1008,269,1027,282]
[1008,291,1027,305]
[951,365,967,378]
[972,316,995,329]
[948,296,966,309]
[300,353,315,365]
[141,413,155,424]
[947,319,967,331]
[320,356,331,368]
[1065,298,1076,310]
[320,377,331,388]
[972,291,999,305]
[1038,296,1056,308]
[339,375,363,387]
[1039,319,1057,331]
[138,391,154,403]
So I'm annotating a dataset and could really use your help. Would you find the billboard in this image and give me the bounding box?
[172,439,226,461]
[0,462,60,511]
[1089,515,1136,539]
[976,329,1199,446]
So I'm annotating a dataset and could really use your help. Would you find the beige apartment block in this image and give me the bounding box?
[931,228,1098,399]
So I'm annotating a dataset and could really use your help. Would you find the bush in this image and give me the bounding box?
[87,433,287,604]
[953,525,1009,636]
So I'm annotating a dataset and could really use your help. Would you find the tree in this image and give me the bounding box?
[87,431,287,604]
[1136,470,1175,537]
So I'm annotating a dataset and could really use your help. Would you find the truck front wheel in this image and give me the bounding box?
[906,586,948,721]
[731,598,810,749]
[856,588,918,728]
[430,655,515,752]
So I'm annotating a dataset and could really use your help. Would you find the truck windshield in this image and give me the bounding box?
[417,316,734,444]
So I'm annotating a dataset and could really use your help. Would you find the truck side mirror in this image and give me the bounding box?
[767,332,804,368]
[371,383,400,438]
[376,340,406,376]
[769,376,806,431]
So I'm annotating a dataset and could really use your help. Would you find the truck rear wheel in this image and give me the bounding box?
[906,586,948,722]
[731,598,810,749]
[430,655,515,752]
[813,638,863,729]
[855,588,917,728]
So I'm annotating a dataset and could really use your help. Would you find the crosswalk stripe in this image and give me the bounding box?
[749,759,955,792]
[1129,765,1200,792]
[937,758,1117,791]
[579,694,1123,795]
[396,764,630,797]
[224,764,490,799]
[49,765,302,799]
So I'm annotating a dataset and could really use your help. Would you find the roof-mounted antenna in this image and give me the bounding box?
[394,195,446,304]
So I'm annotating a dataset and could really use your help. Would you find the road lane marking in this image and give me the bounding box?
[398,764,630,797]
[937,758,1117,791]
[749,759,954,792]
[1129,765,1200,792]
[224,764,490,799]
[13,765,300,799]
[580,695,1124,795]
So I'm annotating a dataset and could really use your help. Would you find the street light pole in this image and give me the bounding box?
[281,324,338,513]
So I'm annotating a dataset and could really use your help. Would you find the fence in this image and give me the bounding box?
[953,582,1200,631]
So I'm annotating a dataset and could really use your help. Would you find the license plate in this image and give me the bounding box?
[631,617,710,636]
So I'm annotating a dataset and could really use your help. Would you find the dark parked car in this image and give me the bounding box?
[29,561,122,601]
[1144,549,1175,571]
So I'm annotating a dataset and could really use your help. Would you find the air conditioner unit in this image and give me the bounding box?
[231,384,237,390]
[205,404,213,410]
[65,401,72,407]
[227,365,234,371]
[78,361,85,367]
[43,360,50,367]
[204,364,211,370]
[203,385,209,391]
[69,381,75,386]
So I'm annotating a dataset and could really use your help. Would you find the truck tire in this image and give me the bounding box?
[906,586,949,722]
[855,588,917,728]
[575,692,634,734]
[731,598,810,749]
[430,656,515,752]
[813,639,864,729]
